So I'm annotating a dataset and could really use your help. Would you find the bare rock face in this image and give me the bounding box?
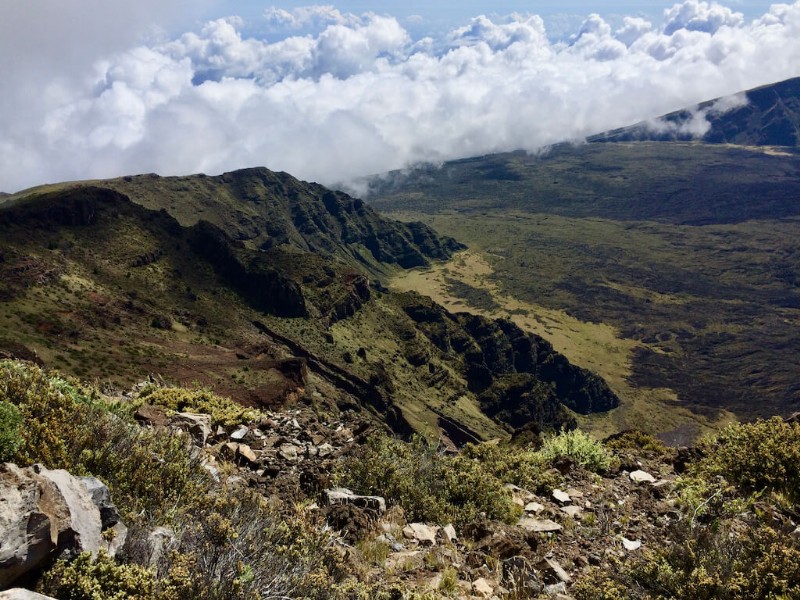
[0,464,123,587]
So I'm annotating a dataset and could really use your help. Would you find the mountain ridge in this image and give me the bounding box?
[588,76,800,146]
[0,166,619,443]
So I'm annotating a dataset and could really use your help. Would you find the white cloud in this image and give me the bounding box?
[2,1,800,193]
[663,0,745,34]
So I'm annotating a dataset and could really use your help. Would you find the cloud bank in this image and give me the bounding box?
[2,1,800,192]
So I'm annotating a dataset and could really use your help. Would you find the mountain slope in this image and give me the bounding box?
[0,169,618,442]
[588,76,800,146]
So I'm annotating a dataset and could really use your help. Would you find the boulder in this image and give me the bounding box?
[169,412,212,446]
[78,476,127,556]
[402,523,438,546]
[517,518,562,533]
[323,488,386,514]
[0,463,113,587]
[629,470,656,484]
[133,404,169,427]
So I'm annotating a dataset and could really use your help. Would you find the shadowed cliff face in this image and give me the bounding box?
[400,293,619,431]
[589,76,800,147]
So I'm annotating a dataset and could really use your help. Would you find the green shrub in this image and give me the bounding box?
[0,360,102,468]
[604,430,669,455]
[694,417,800,502]
[0,399,22,461]
[572,567,630,600]
[461,442,560,493]
[138,386,260,428]
[627,521,800,599]
[339,434,520,525]
[538,429,612,473]
[41,551,155,600]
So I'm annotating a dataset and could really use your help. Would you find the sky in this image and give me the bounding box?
[1,1,799,193]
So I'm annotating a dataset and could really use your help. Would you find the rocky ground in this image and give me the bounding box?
[131,399,685,599]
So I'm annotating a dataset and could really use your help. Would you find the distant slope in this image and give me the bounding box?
[589,76,800,146]
[368,143,800,225]
[367,141,800,424]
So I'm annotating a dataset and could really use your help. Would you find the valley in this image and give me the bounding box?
[370,142,800,436]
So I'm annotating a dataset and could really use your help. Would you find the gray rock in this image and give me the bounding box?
[230,425,249,441]
[317,442,334,457]
[170,412,212,446]
[403,523,438,546]
[442,523,458,543]
[323,488,386,513]
[538,557,572,584]
[544,582,568,596]
[0,464,107,587]
[35,467,103,559]
[524,501,545,513]
[78,477,120,529]
[517,518,562,533]
[552,489,571,504]
[278,444,299,461]
[629,470,656,484]
[78,476,128,557]
[561,505,583,519]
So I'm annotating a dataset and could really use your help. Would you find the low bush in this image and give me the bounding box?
[694,417,800,502]
[461,442,560,494]
[339,433,521,525]
[137,386,260,428]
[41,552,154,600]
[604,430,668,456]
[0,399,22,461]
[628,520,800,599]
[538,429,612,473]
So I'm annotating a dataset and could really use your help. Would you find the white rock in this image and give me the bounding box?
[402,523,438,546]
[552,489,571,504]
[517,517,562,533]
[524,501,545,513]
[0,590,58,600]
[561,505,583,519]
[169,412,212,446]
[442,523,458,543]
[230,425,249,441]
[629,470,656,484]
[472,577,495,598]
[622,537,642,551]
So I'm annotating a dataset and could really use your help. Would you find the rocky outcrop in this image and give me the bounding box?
[400,293,619,431]
[0,464,125,587]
